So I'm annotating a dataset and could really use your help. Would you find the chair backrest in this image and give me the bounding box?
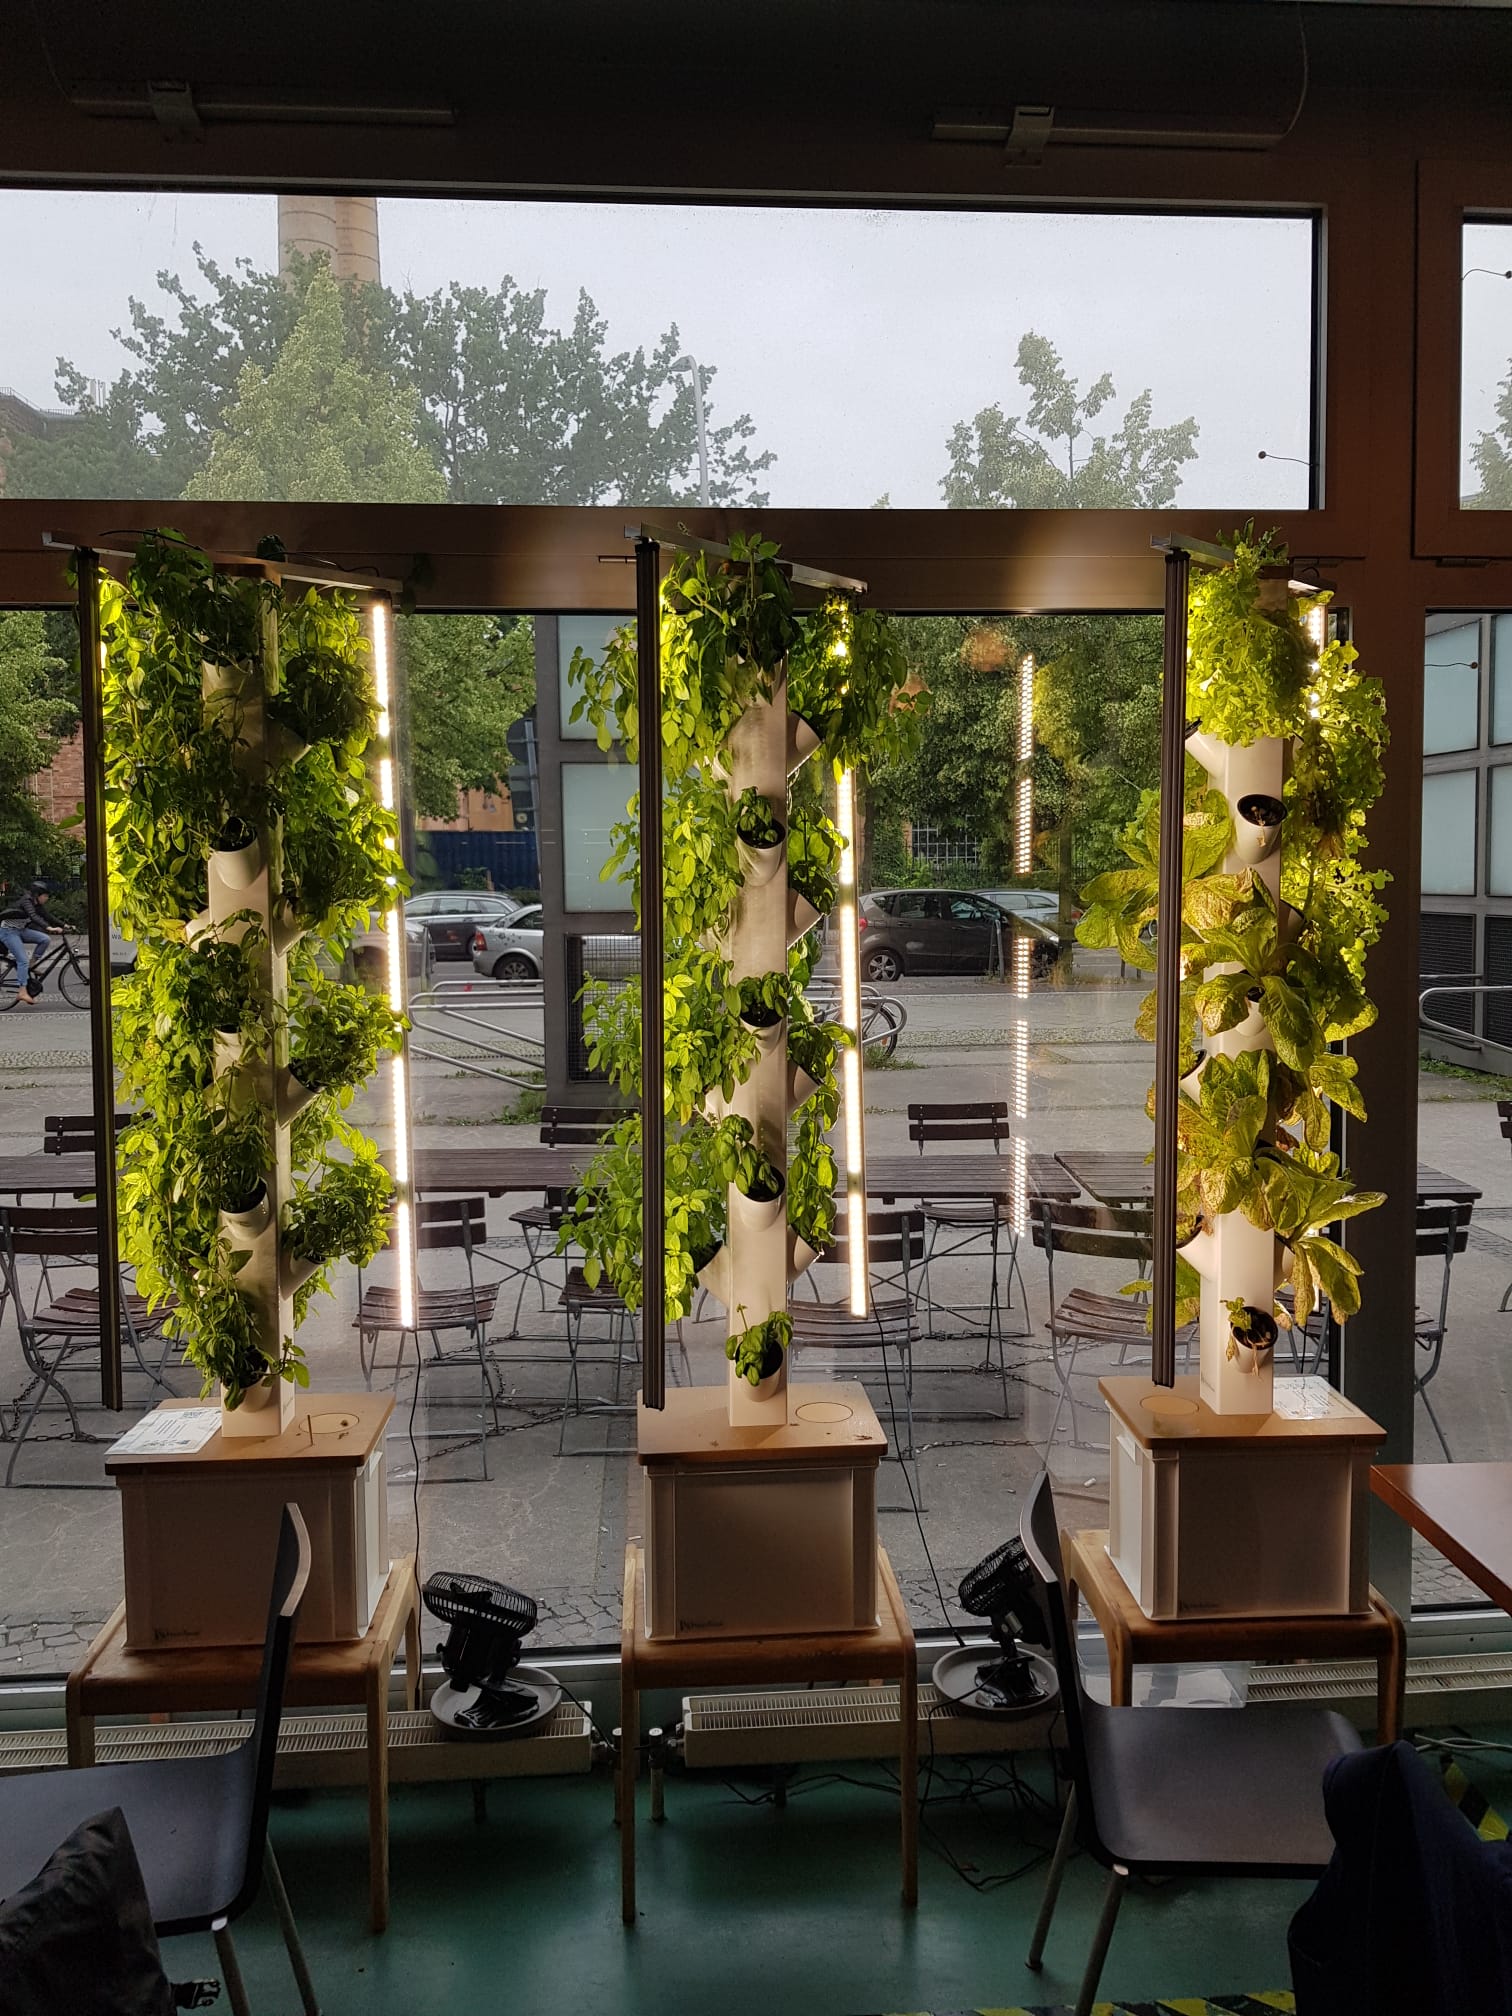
[1033,1197,1153,1262]
[907,1101,1010,1153]
[0,1201,102,1261]
[1019,1471,1099,1841]
[1415,1198,1472,1259]
[820,1208,927,1272]
[1499,1099,1512,1149]
[539,1105,621,1148]
[230,1502,311,1920]
[43,1112,134,1156]
[415,1195,488,1254]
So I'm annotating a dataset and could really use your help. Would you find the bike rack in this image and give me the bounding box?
[407,976,546,1089]
[802,979,906,1060]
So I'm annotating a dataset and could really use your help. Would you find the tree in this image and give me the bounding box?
[1470,360,1512,506]
[9,246,774,508]
[0,613,81,898]
[185,270,446,504]
[941,331,1199,508]
[397,615,536,821]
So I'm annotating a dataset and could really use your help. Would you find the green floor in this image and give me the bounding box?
[161,1756,1319,2016]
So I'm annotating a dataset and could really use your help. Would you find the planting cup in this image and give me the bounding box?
[787,1058,821,1109]
[787,1228,822,1279]
[266,723,311,769]
[283,1251,323,1297]
[787,711,822,773]
[695,1243,730,1310]
[212,829,263,891]
[786,888,822,944]
[740,1011,786,1059]
[737,828,785,888]
[220,1181,273,1239]
[1234,792,1285,865]
[276,1064,319,1125]
[220,1372,296,1440]
[731,1173,785,1234]
[727,1349,788,1425]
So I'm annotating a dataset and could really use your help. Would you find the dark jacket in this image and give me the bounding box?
[0,893,51,931]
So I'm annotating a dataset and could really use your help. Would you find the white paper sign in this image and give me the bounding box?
[108,1407,221,1458]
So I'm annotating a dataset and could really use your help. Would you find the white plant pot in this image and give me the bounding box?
[786,888,822,944]
[220,1183,273,1240]
[1233,792,1285,865]
[273,899,308,957]
[727,1350,789,1426]
[731,1176,785,1234]
[737,831,785,888]
[1230,1337,1275,1377]
[203,660,256,702]
[283,1251,323,1297]
[740,1012,786,1059]
[787,1059,820,1109]
[787,711,823,773]
[277,1065,319,1125]
[220,1373,296,1440]
[1179,1054,1206,1099]
[212,831,263,890]
[266,723,310,769]
[787,1228,822,1279]
[695,1244,730,1310]
[213,1030,242,1079]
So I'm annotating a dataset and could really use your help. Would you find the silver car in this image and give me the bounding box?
[471,907,639,984]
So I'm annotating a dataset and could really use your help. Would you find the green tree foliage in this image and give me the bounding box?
[397,614,535,821]
[941,332,1199,509]
[184,271,447,505]
[0,613,81,896]
[1470,361,1512,507]
[9,246,772,508]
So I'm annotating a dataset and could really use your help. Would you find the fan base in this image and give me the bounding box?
[429,1665,563,1739]
[931,1645,1058,1719]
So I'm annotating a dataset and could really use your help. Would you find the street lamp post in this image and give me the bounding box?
[672,354,711,507]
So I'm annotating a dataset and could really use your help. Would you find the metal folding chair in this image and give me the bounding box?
[907,1100,1029,1348]
[483,1105,621,1335]
[789,1209,924,1458]
[355,1195,500,1480]
[1414,1197,1472,1460]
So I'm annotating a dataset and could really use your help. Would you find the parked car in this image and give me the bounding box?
[980,887,1079,927]
[857,889,1063,981]
[406,889,526,961]
[471,908,639,984]
[348,916,435,989]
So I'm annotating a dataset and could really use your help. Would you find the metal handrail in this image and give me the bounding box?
[1418,977,1512,1046]
[408,975,545,1088]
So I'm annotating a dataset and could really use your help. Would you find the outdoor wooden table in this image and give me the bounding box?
[66,1555,422,1933]
[1372,1462,1512,1612]
[617,1540,917,1925]
[1054,1148,1482,1209]
[411,1145,1078,1205]
[0,1152,98,1196]
[1061,1527,1405,1742]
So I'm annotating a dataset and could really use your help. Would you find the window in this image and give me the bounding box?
[1492,616,1512,743]
[1461,220,1512,511]
[1424,622,1482,754]
[1491,768,1512,896]
[1422,771,1479,895]
[0,192,1316,511]
[560,764,634,911]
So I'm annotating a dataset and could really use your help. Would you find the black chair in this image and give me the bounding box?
[790,1210,925,1457]
[0,1503,318,2016]
[489,1105,621,1334]
[1032,1198,1194,1458]
[0,1204,175,1486]
[906,1100,1028,1349]
[1019,1472,1362,2016]
[355,1195,501,1480]
[1414,1198,1472,1460]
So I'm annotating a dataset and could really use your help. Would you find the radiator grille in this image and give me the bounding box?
[682,1682,1049,1765]
[1420,911,1477,1035]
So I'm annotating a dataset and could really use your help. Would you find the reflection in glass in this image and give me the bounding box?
[561,764,635,910]
[1423,623,1481,755]
[1421,771,1478,896]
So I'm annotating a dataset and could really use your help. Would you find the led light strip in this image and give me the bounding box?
[835,766,868,1317]
[1016,653,1035,876]
[369,595,416,1329]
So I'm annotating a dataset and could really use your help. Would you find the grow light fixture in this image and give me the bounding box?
[835,766,868,1317]
[1015,654,1035,877]
[369,594,415,1330]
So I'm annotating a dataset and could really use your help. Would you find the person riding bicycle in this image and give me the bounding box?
[0,882,62,1006]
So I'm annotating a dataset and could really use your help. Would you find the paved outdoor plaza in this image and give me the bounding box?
[0,955,1504,1676]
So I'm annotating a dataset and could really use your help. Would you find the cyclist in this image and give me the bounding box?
[0,881,62,1006]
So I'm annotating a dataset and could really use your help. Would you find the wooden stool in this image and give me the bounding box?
[1062,1529,1405,1743]
[67,1556,422,1932]
[618,1542,917,1925]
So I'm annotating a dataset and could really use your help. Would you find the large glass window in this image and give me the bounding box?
[1424,621,1482,754]
[1493,615,1512,743]
[1422,771,1479,895]
[1461,220,1512,511]
[0,193,1315,511]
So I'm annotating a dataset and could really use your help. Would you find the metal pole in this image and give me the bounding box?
[1150,546,1190,1390]
[75,548,123,1409]
[636,536,666,1408]
[691,369,710,508]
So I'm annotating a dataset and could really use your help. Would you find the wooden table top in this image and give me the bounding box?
[1057,1148,1482,1207]
[636,1380,884,1467]
[105,1393,392,1477]
[1373,1462,1512,1613]
[0,1152,98,1195]
[623,1543,913,1685]
[1102,1374,1384,1449]
[70,1555,419,1713]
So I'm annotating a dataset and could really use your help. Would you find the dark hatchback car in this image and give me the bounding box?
[857,889,1062,982]
[405,890,525,961]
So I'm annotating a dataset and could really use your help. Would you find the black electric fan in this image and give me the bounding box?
[422,1572,562,1737]
[930,1537,1059,1718]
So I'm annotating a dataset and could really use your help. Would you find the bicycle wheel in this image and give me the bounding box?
[58,947,92,1009]
[862,1002,901,1063]
[0,952,18,1011]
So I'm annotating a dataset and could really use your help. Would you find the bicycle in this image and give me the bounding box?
[0,933,93,1011]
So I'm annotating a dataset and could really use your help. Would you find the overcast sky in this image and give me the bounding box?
[0,190,1501,509]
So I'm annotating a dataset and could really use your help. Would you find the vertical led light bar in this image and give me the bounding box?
[1015,653,1035,876]
[835,765,868,1316]
[369,594,415,1328]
